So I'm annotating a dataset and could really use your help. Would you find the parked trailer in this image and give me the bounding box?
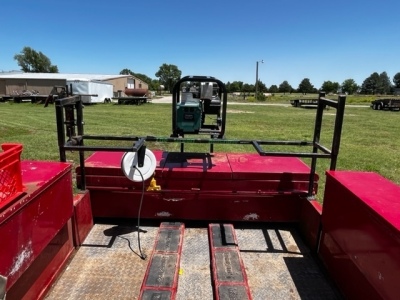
[67,79,113,104]
[116,96,148,105]
[0,92,49,103]
[371,98,400,111]
[290,98,318,107]
[114,88,149,105]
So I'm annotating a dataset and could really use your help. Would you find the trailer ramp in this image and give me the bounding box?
[46,223,340,299]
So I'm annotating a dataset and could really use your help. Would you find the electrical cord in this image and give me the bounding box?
[134,166,147,260]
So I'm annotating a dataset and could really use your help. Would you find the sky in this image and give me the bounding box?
[1,0,399,89]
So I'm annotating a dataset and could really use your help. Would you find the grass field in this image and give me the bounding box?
[1,100,399,202]
[228,92,398,104]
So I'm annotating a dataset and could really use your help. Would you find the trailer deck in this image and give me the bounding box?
[45,222,340,299]
[0,94,49,103]
[113,97,148,105]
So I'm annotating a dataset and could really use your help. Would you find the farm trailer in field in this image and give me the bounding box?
[290,98,319,107]
[370,98,400,111]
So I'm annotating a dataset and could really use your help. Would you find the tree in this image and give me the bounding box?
[242,83,254,94]
[120,68,133,75]
[14,47,58,73]
[225,81,232,93]
[393,72,400,88]
[359,72,392,94]
[155,63,182,93]
[361,72,380,94]
[321,81,340,94]
[151,79,161,92]
[228,81,243,92]
[269,85,278,93]
[378,72,392,94]
[256,80,268,93]
[298,78,314,94]
[341,79,358,94]
[278,81,292,94]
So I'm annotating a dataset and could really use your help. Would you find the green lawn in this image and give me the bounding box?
[228,92,396,105]
[1,100,399,202]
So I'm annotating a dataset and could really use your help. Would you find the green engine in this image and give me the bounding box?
[172,76,226,138]
[176,95,202,134]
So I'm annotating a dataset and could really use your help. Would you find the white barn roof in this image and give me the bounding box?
[0,73,130,81]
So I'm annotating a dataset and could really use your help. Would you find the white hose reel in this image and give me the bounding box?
[121,148,156,182]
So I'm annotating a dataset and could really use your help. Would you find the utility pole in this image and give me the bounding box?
[255,60,264,98]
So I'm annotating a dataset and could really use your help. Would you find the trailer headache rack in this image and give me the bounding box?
[55,91,346,197]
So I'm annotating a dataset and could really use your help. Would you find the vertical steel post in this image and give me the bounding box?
[172,80,179,136]
[330,95,346,170]
[55,101,66,162]
[308,92,326,197]
[220,82,227,138]
[76,96,86,190]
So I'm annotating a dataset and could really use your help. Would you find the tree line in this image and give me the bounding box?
[226,72,400,95]
[11,47,400,95]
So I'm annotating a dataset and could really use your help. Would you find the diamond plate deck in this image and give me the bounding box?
[45,224,158,300]
[235,226,341,300]
[46,223,341,300]
[175,227,213,300]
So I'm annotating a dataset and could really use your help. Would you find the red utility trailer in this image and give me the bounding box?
[1,78,399,299]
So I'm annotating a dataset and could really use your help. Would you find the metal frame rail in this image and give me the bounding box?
[55,92,346,197]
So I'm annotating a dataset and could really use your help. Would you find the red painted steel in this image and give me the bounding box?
[89,189,306,221]
[78,151,318,182]
[72,191,93,247]
[78,151,317,222]
[227,153,318,181]
[78,175,315,192]
[159,152,232,179]
[319,171,400,300]
[0,160,73,293]
[78,175,316,195]
[6,221,74,300]
[80,150,163,176]
[299,199,322,251]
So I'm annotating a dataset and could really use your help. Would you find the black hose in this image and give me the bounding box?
[134,166,147,260]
